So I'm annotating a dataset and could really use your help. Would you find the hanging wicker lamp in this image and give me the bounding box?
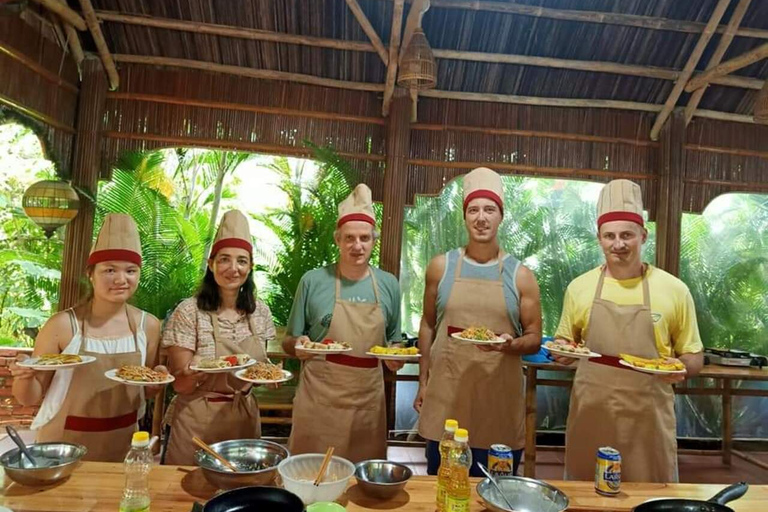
[397,28,437,90]
[754,80,768,124]
[22,180,80,237]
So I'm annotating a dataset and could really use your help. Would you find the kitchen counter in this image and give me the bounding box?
[2,462,767,511]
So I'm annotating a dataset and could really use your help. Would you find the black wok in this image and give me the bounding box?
[632,482,748,512]
[192,486,305,512]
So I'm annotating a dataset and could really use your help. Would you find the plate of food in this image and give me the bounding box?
[105,365,175,386]
[450,327,505,345]
[296,339,353,354]
[235,361,293,384]
[366,345,422,360]
[543,339,601,359]
[619,354,687,375]
[18,354,96,370]
[190,354,256,373]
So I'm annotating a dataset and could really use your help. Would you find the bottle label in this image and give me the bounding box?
[446,496,469,512]
[436,482,446,509]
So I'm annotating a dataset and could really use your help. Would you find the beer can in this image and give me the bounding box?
[488,444,514,476]
[595,447,621,496]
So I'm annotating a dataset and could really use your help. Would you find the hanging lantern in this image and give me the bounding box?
[754,81,768,125]
[22,180,80,237]
[397,28,437,90]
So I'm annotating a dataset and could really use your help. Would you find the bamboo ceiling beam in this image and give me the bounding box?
[29,0,86,31]
[113,54,385,92]
[421,0,768,40]
[382,0,405,116]
[694,109,760,124]
[0,41,79,93]
[95,11,376,53]
[78,0,119,90]
[56,0,84,67]
[684,0,752,125]
[344,0,389,65]
[649,0,730,141]
[685,41,768,93]
[400,0,430,62]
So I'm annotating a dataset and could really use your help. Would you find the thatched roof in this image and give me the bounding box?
[67,0,767,119]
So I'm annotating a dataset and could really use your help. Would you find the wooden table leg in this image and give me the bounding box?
[524,367,538,478]
[722,378,732,466]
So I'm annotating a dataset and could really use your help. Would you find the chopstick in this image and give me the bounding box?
[313,446,335,486]
[192,436,239,473]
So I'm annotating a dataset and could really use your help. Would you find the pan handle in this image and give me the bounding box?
[708,481,748,505]
[190,501,204,512]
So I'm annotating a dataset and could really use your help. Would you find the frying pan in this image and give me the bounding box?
[191,486,305,512]
[632,481,748,512]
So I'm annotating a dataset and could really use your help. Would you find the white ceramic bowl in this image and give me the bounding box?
[277,454,355,505]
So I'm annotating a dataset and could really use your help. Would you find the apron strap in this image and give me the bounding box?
[456,248,506,282]
[594,266,608,300]
[80,303,139,352]
[594,265,651,308]
[335,265,380,304]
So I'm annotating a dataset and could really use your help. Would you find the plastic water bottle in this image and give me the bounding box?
[436,418,459,512]
[446,428,472,512]
[119,431,152,512]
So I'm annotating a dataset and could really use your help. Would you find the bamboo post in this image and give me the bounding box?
[649,0,731,141]
[382,0,405,116]
[344,0,389,65]
[29,0,86,31]
[684,0,752,124]
[78,0,120,90]
[58,58,108,310]
[524,366,538,478]
[686,42,768,93]
[655,109,686,277]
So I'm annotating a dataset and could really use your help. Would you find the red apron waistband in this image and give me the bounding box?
[64,410,138,432]
[327,354,379,368]
[206,395,235,403]
[591,355,632,370]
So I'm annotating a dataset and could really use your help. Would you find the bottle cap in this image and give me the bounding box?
[444,419,458,432]
[132,431,150,446]
[455,428,469,443]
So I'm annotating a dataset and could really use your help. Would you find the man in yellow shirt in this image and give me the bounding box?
[553,179,703,484]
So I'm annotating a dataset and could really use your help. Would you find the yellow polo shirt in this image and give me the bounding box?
[555,265,703,357]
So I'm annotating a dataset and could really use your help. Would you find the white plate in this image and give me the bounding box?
[543,345,601,359]
[450,333,506,345]
[190,358,257,373]
[234,368,293,385]
[618,359,687,375]
[296,346,353,355]
[104,368,175,387]
[18,354,97,370]
[365,352,422,361]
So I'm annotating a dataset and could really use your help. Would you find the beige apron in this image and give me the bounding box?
[164,312,268,466]
[289,266,387,463]
[564,266,678,483]
[419,250,525,450]
[37,308,143,462]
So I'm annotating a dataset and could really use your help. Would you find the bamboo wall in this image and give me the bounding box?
[0,14,78,176]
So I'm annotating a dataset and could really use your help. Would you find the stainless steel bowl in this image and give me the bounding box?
[354,459,412,500]
[477,476,569,512]
[0,442,87,486]
[195,439,289,490]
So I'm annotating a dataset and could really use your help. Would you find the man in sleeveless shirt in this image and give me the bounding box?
[415,167,543,477]
[283,184,403,462]
[552,179,703,483]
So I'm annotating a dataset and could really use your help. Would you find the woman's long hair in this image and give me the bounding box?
[196,266,257,314]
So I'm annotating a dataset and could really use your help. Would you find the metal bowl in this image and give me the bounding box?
[195,439,289,490]
[477,476,569,512]
[0,442,87,486]
[354,459,412,500]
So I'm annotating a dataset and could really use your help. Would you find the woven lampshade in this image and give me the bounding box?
[397,28,436,90]
[22,180,80,237]
[754,81,768,124]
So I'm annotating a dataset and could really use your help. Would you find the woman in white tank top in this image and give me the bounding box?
[10,214,167,461]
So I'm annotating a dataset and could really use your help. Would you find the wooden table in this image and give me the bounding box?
[524,362,768,478]
[2,462,768,512]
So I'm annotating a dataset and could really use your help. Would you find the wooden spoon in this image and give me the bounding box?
[313,446,335,486]
[192,436,239,472]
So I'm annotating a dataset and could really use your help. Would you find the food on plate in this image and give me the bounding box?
[458,326,497,341]
[544,339,591,355]
[116,365,168,383]
[620,353,685,371]
[300,339,351,351]
[243,361,284,381]
[34,354,83,365]
[369,345,419,356]
[197,353,251,369]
